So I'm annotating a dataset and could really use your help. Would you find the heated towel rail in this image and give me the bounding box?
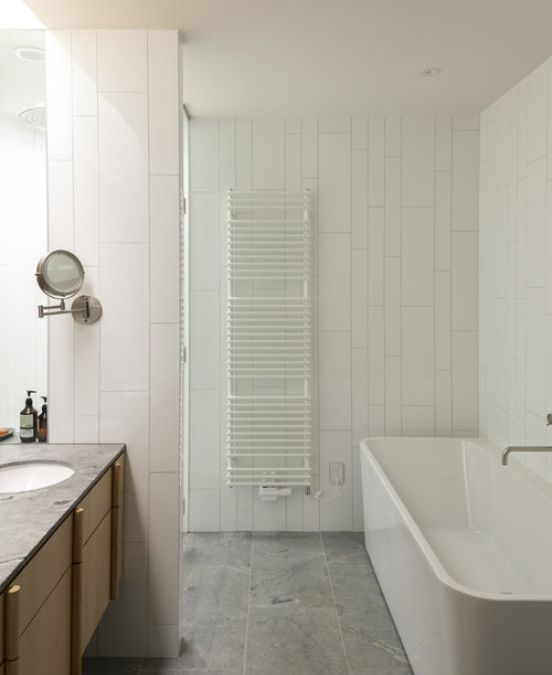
[225,189,313,490]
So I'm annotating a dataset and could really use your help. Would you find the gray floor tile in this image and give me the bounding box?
[251,532,333,609]
[322,532,370,566]
[183,562,250,612]
[182,532,252,569]
[142,665,239,674]
[82,657,144,674]
[245,606,348,675]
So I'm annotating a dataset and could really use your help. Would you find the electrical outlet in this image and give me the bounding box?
[329,462,345,485]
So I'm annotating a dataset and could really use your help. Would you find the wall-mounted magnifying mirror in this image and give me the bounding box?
[36,250,102,324]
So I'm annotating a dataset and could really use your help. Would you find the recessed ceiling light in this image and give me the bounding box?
[419,67,442,77]
[13,46,44,63]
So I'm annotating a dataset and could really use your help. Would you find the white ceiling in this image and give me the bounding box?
[25,0,552,116]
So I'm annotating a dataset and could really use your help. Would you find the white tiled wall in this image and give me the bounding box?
[189,114,480,532]
[480,56,552,479]
[46,30,181,657]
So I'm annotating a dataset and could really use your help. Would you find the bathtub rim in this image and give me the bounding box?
[361,436,552,603]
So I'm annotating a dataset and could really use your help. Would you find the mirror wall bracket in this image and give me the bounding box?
[37,296,102,324]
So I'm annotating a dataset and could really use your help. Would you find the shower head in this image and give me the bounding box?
[18,104,45,130]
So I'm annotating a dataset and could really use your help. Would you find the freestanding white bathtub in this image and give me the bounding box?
[360,437,552,675]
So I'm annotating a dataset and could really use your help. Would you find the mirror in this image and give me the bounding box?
[0,29,47,432]
[36,250,85,298]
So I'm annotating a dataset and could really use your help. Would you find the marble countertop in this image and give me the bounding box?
[0,443,125,593]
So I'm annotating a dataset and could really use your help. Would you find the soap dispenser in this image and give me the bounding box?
[20,390,37,443]
[38,396,48,443]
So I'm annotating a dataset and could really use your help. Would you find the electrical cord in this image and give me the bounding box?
[313,482,341,503]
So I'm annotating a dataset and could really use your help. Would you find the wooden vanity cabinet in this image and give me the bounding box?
[2,453,125,675]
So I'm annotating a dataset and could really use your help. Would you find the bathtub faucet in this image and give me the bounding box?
[501,446,552,466]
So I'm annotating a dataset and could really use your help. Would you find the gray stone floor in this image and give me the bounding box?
[83,532,412,675]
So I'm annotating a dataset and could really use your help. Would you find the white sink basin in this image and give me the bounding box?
[0,461,74,493]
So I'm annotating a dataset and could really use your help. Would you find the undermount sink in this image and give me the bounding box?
[0,461,74,494]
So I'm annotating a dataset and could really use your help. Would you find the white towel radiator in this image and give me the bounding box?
[225,189,313,491]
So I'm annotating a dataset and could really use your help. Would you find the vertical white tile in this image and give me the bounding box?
[189,490,220,531]
[435,370,452,436]
[74,416,99,443]
[319,430,352,531]
[452,114,479,131]
[452,331,478,431]
[191,118,219,192]
[100,243,149,392]
[384,257,401,356]
[351,149,368,249]
[302,118,318,178]
[384,355,402,435]
[74,116,99,266]
[367,307,384,405]
[402,406,435,436]
[72,31,97,116]
[352,250,367,348]
[148,30,180,175]
[148,473,180,625]
[100,391,149,542]
[384,115,402,157]
[236,118,252,190]
[97,30,148,93]
[318,133,351,232]
[237,511,254,531]
[526,288,545,417]
[452,231,478,330]
[435,116,452,170]
[368,115,384,206]
[368,208,384,305]
[318,116,351,133]
[319,331,351,430]
[435,271,451,371]
[75,267,100,416]
[189,389,220,489]
[48,160,74,250]
[384,157,401,256]
[368,405,385,435]
[402,115,435,207]
[45,31,73,161]
[98,93,149,242]
[318,234,351,331]
[252,118,285,190]
[285,132,302,191]
[150,175,180,322]
[48,318,74,443]
[98,543,148,656]
[253,496,286,531]
[190,192,220,291]
[452,130,479,231]
[352,348,368,446]
[219,118,236,167]
[435,171,452,271]
[527,61,548,162]
[526,157,546,287]
[285,117,301,135]
[402,207,434,306]
[190,291,219,390]
[150,324,180,473]
[403,307,434,406]
[352,115,368,150]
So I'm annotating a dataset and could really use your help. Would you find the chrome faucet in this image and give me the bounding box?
[501,446,552,466]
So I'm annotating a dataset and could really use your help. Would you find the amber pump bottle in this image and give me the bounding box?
[38,396,48,443]
[20,390,37,443]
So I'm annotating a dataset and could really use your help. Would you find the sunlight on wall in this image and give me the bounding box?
[0,0,44,29]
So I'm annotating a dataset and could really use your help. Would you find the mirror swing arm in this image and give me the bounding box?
[35,249,102,325]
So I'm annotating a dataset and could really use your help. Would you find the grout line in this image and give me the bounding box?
[320,532,352,675]
[242,531,255,675]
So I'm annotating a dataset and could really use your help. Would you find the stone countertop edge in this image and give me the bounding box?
[0,443,126,594]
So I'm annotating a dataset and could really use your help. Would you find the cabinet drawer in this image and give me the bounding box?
[78,469,112,545]
[14,567,72,675]
[12,516,72,636]
[80,510,112,648]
